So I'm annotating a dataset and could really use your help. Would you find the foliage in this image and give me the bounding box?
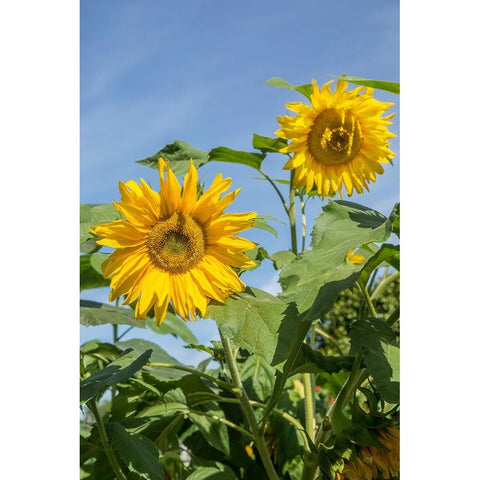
[80,75,399,480]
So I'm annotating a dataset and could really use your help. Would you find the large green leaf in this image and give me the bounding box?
[80,203,121,253]
[252,133,288,153]
[208,146,265,170]
[310,201,392,248]
[80,348,152,403]
[206,287,299,366]
[331,75,400,95]
[136,139,209,176]
[280,201,392,319]
[349,317,399,404]
[110,423,164,480]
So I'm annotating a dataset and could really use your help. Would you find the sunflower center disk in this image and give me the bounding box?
[146,213,206,273]
[308,107,363,166]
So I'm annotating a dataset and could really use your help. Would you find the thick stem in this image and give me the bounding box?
[87,399,127,480]
[321,351,367,441]
[219,329,280,480]
[303,373,315,439]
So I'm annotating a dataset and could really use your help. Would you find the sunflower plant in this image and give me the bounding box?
[80,75,400,480]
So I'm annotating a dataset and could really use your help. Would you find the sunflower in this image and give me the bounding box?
[341,427,400,480]
[275,78,395,198]
[91,159,257,325]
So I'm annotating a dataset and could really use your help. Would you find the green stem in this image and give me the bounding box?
[302,372,315,439]
[300,193,307,253]
[189,409,255,440]
[219,329,280,480]
[289,170,298,255]
[300,325,319,480]
[321,351,367,440]
[315,326,344,356]
[155,414,183,448]
[147,362,234,392]
[189,393,311,452]
[303,323,317,440]
[371,271,400,302]
[386,305,400,327]
[87,399,127,480]
[258,168,290,217]
[358,281,377,317]
[116,325,134,342]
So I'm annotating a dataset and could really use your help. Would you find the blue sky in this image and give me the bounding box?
[80,0,399,364]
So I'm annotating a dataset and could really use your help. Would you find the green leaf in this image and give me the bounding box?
[136,139,209,176]
[389,202,400,238]
[280,200,392,319]
[240,355,275,402]
[110,423,164,480]
[235,246,269,276]
[358,244,400,286]
[80,254,109,291]
[310,200,392,248]
[80,203,121,253]
[138,388,190,418]
[252,133,288,153]
[206,287,299,366]
[121,339,189,381]
[349,318,399,404]
[254,215,279,238]
[145,313,198,345]
[80,300,146,328]
[208,146,265,170]
[80,348,152,403]
[331,75,400,95]
[269,250,296,270]
[188,411,230,456]
[264,77,313,99]
[116,339,180,365]
[289,344,355,377]
[186,465,238,480]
